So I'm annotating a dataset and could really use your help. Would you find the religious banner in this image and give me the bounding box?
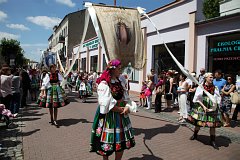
[92,5,145,69]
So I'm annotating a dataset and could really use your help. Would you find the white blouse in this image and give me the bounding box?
[41,73,50,90]
[97,79,137,114]
[193,85,221,105]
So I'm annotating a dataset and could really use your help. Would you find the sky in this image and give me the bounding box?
[0,0,174,62]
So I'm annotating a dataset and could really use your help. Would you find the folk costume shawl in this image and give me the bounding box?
[193,84,221,106]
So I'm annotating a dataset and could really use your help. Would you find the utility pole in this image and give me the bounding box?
[114,0,116,6]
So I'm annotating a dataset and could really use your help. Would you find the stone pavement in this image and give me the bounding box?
[1,92,240,160]
[0,111,24,160]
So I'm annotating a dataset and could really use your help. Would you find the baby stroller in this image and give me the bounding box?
[0,104,16,128]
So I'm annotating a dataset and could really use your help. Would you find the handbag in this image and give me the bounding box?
[230,92,240,104]
[165,93,172,100]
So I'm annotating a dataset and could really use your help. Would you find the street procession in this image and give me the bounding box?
[0,0,240,160]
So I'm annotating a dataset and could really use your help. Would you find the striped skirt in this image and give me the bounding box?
[46,84,70,108]
[90,103,135,156]
[187,96,223,128]
[36,90,47,107]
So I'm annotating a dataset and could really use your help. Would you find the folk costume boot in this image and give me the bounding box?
[210,135,218,150]
[190,130,198,140]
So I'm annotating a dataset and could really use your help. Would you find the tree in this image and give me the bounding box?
[203,0,220,19]
[0,38,27,67]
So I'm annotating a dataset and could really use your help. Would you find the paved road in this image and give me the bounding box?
[1,92,240,160]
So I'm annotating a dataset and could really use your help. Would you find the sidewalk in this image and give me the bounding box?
[0,110,24,160]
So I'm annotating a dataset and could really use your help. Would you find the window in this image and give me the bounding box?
[81,58,86,72]
[123,63,139,83]
[90,55,98,72]
[102,54,107,71]
[153,41,185,74]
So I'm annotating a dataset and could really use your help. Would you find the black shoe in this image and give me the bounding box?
[210,141,218,150]
[210,135,219,150]
[190,131,198,140]
[190,134,197,140]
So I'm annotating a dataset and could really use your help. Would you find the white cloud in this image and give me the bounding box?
[6,24,30,31]
[0,31,20,40]
[26,16,62,29]
[0,0,7,4]
[0,10,7,22]
[55,0,75,7]
[22,45,48,62]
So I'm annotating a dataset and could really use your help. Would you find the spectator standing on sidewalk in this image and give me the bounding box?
[0,64,13,127]
[165,71,174,109]
[198,68,205,84]
[20,65,31,107]
[145,74,154,110]
[150,69,158,86]
[90,59,135,160]
[220,74,235,127]
[232,70,240,121]
[188,72,222,149]
[30,69,39,101]
[139,81,147,107]
[213,69,226,93]
[10,67,21,114]
[155,74,164,113]
[172,71,179,107]
[177,73,188,123]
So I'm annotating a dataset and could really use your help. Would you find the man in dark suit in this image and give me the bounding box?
[20,65,31,107]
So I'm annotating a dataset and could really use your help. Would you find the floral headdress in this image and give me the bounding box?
[96,59,121,84]
[106,59,121,70]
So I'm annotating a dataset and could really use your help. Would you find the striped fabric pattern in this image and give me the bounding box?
[188,96,223,128]
[46,84,69,108]
[90,104,135,156]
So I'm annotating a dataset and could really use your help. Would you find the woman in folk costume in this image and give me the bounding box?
[90,59,136,160]
[188,72,222,149]
[76,73,83,92]
[79,75,88,102]
[37,68,49,107]
[45,64,69,126]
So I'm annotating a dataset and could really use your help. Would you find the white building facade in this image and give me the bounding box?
[71,0,240,93]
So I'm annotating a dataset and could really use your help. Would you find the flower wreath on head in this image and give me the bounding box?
[96,59,121,84]
[106,59,121,70]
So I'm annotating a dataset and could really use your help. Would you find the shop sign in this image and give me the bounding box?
[83,38,99,49]
[213,56,240,61]
[210,40,240,53]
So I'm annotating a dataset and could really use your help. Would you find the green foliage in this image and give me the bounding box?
[0,38,27,67]
[203,0,220,19]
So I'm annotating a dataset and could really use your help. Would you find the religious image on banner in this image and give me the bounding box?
[93,5,145,69]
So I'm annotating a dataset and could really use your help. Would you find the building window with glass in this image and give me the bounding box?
[123,64,139,83]
[153,41,185,74]
[81,57,86,72]
[90,55,98,72]
[208,32,240,75]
